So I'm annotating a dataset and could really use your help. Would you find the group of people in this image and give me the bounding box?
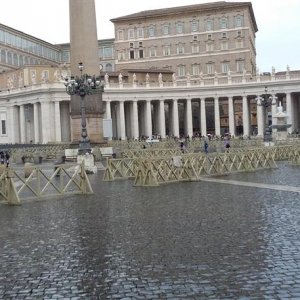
[0,151,10,167]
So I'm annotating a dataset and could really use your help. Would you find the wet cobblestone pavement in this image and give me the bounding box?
[1,162,300,299]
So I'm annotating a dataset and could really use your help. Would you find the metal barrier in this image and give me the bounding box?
[133,151,277,186]
[0,163,93,205]
[103,147,279,184]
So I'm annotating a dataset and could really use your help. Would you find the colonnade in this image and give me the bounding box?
[105,92,300,140]
[1,80,300,144]
[7,100,70,144]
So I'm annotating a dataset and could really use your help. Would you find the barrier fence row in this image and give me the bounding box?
[104,145,300,186]
[0,163,93,206]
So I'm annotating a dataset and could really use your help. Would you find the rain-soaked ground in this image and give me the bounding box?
[0,161,300,299]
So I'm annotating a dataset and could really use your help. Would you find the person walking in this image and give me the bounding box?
[204,141,208,154]
[0,151,4,164]
[5,152,10,167]
[225,141,231,153]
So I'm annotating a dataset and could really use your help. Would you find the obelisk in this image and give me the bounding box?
[69,0,104,144]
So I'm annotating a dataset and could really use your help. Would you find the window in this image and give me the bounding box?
[130,49,135,59]
[236,39,244,48]
[62,51,70,63]
[235,15,244,27]
[1,120,6,135]
[118,30,124,40]
[137,27,144,38]
[192,43,200,53]
[149,46,156,57]
[236,60,245,73]
[129,42,134,48]
[148,25,156,37]
[237,30,242,37]
[206,19,213,31]
[7,52,12,65]
[192,64,200,75]
[191,20,199,32]
[220,17,228,29]
[1,113,6,135]
[206,63,214,74]
[19,55,24,66]
[138,42,144,58]
[118,51,125,60]
[128,29,135,39]
[1,49,6,63]
[207,34,212,40]
[193,35,198,41]
[105,63,113,72]
[221,62,229,73]
[176,22,184,34]
[163,45,171,56]
[162,24,170,35]
[0,30,4,42]
[221,41,228,50]
[177,65,186,77]
[221,32,227,39]
[13,53,18,65]
[177,43,185,54]
[206,43,214,52]
[103,47,113,58]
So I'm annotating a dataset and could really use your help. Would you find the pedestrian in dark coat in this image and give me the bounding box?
[5,152,10,167]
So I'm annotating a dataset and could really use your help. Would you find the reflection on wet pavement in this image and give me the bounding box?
[1,162,300,299]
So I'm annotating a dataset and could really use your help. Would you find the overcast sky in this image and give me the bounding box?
[0,0,299,72]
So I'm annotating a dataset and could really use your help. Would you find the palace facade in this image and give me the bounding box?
[0,1,300,144]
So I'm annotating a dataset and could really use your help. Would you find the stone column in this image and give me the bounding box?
[54,101,62,142]
[9,106,19,143]
[185,98,193,138]
[145,100,152,138]
[40,101,52,143]
[271,95,278,136]
[159,99,166,139]
[19,105,26,143]
[172,99,179,138]
[214,97,221,136]
[286,92,293,134]
[200,98,207,137]
[118,101,126,140]
[228,96,235,135]
[33,102,40,143]
[105,101,111,119]
[132,100,139,140]
[256,98,264,138]
[242,95,250,137]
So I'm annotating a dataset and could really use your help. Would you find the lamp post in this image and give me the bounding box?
[64,62,103,155]
[256,86,273,142]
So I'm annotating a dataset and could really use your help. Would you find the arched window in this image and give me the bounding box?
[7,52,12,65]
[13,53,18,65]
[19,55,24,66]
[105,63,113,72]
[0,49,6,63]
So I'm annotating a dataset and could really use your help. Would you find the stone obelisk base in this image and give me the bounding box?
[77,154,97,174]
[71,116,104,144]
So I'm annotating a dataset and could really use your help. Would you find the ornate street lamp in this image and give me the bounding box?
[256,86,273,142]
[64,62,103,155]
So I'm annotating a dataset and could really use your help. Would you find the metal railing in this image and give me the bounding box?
[0,163,93,205]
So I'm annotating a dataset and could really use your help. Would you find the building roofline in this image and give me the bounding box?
[111,1,258,32]
[0,23,62,50]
